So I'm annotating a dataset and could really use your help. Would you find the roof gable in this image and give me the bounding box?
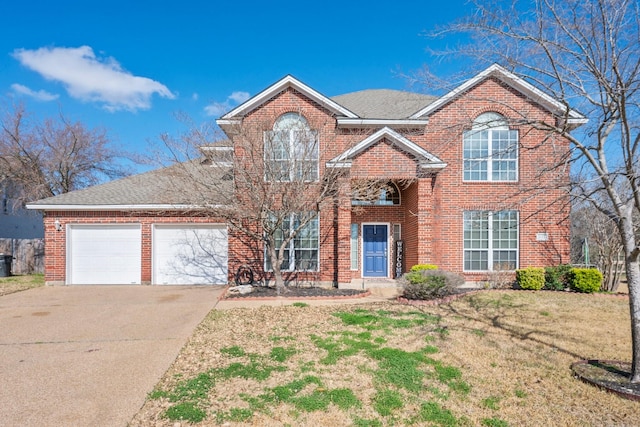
[217,75,358,126]
[410,64,587,127]
[327,127,446,170]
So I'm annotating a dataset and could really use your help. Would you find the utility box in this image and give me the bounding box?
[0,254,13,277]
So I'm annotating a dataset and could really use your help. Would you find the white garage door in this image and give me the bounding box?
[153,224,228,285]
[68,224,142,285]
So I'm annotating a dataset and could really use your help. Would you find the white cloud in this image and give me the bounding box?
[229,91,250,104]
[12,46,175,112]
[11,83,59,101]
[192,93,199,101]
[204,91,250,117]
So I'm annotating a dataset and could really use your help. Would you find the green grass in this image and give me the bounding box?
[372,389,404,416]
[292,302,309,307]
[481,396,501,410]
[152,307,467,425]
[414,401,458,426]
[482,417,509,427]
[0,274,44,295]
[220,345,245,357]
[270,346,297,362]
[164,402,207,423]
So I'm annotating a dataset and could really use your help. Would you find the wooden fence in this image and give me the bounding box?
[0,238,45,275]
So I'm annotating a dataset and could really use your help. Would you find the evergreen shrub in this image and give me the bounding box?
[516,267,545,290]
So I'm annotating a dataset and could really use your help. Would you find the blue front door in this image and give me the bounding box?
[363,225,388,277]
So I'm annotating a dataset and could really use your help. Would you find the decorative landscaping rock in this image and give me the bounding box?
[227,285,254,295]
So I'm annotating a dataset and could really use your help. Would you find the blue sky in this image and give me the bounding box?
[0,0,473,164]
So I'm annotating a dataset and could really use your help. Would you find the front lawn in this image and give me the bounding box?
[0,274,44,296]
[130,291,637,426]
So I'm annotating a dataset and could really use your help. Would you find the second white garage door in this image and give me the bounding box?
[153,224,228,285]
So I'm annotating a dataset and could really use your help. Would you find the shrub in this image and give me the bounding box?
[410,264,439,272]
[544,264,572,291]
[401,269,464,300]
[516,267,545,290]
[487,269,516,289]
[569,268,602,293]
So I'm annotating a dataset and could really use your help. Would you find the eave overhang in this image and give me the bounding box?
[336,118,429,129]
[216,75,358,133]
[326,126,447,170]
[410,64,588,130]
[25,204,222,211]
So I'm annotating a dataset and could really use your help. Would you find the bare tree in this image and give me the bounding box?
[158,113,385,294]
[571,203,626,292]
[423,0,640,380]
[0,102,128,207]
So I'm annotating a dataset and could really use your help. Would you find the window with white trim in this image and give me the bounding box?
[464,210,518,271]
[264,113,318,182]
[266,213,319,272]
[463,112,518,181]
[350,224,359,270]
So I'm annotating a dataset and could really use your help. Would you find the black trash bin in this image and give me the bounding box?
[0,254,13,277]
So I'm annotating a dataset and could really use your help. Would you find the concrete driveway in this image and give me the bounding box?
[0,285,223,427]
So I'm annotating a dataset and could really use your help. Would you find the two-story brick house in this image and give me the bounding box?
[28,64,585,286]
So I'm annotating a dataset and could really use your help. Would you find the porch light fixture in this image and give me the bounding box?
[54,220,62,232]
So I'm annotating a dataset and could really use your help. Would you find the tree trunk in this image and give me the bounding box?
[620,217,640,382]
[626,258,640,382]
[266,244,287,296]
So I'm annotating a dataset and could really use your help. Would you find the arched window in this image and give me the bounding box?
[264,113,318,181]
[463,112,518,181]
[352,181,401,206]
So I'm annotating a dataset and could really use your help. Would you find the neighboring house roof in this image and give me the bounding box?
[26,160,231,211]
[331,90,437,120]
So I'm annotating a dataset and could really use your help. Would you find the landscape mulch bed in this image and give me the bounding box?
[572,360,640,401]
[223,285,369,299]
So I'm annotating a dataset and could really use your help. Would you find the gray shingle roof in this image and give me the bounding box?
[28,160,231,208]
[331,89,437,119]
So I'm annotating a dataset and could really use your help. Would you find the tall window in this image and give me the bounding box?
[264,113,318,182]
[464,210,518,271]
[463,112,518,181]
[266,213,319,272]
[350,224,359,270]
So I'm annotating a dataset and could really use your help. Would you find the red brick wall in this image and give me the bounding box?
[42,76,572,285]
[42,211,225,284]
[420,77,571,278]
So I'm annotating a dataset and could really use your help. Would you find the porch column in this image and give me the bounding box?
[336,176,352,285]
[417,176,434,264]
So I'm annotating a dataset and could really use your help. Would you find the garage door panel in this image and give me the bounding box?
[153,225,228,285]
[68,225,141,285]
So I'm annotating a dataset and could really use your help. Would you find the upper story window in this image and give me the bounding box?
[264,113,318,182]
[463,112,518,182]
[352,181,400,206]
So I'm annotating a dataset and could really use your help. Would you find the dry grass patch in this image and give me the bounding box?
[130,291,639,426]
[0,274,44,296]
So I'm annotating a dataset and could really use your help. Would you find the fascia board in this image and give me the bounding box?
[25,204,224,211]
[329,127,444,165]
[337,118,429,128]
[200,146,233,151]
[219,75,358,120]
[410,64,587,124]
[325,161,352,169]
[419,162,447,169]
